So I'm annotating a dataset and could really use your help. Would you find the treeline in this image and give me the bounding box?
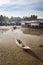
[0,15,22,23]
[0,15,9,22]
[0,15,38,23]
[10,16,22,22]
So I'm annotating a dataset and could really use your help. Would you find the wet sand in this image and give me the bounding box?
[21,28,43,35]
[0,26,43,65]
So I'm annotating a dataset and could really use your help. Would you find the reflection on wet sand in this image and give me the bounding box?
[24,48,43,62]
[16,39,43,62]
[21,28,43,36]
[0,26,43,65]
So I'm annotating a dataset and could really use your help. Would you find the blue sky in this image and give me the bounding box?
[0,0,43,18]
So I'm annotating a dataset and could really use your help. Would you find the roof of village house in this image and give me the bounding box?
[25,20,43,24]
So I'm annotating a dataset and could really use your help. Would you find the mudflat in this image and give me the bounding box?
[0,26,43,65]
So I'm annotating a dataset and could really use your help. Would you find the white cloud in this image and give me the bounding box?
[0,10,43,18]
[0,0,42,6]
[0,0,10,6]
[0,0,43,18]
[10,0,42,5]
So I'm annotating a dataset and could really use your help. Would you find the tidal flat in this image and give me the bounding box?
[0,26,43,65]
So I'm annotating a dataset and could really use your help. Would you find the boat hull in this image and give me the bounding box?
[16,39,31,50]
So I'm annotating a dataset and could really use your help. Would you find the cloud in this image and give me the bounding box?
[0,10,43,18]
[0,0,43,11]
[0,0,10,6]
[10,0,43,5]
[0,0,43,18]
[0,0,42,6]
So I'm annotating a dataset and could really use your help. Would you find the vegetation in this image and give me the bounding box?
[0,15,22,22]
[10,17,22,22]
[31,15,37,19]
[0,14,42,24]
[0,15,9,22]
[23,15,37,19]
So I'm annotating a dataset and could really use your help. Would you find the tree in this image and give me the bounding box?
[0,15,4,22]
[31,15,37,19]
[0,15,4,25]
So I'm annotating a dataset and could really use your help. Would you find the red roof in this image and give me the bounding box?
[23,18,37,21]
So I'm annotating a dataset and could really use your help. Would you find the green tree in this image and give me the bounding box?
[0,15,4,22]
[31,15,37,19]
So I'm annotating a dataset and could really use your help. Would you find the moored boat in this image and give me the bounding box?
[13,25,17,29]
[16,39,31,50]
[16,39,43,62]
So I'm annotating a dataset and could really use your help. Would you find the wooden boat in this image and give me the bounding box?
[40,45,43,47]
[16,39,31,50]
[13,26,17,29]
[16,39,43,62]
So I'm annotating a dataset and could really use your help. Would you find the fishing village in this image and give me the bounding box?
[0,15,43,65]
[0,0,43,65]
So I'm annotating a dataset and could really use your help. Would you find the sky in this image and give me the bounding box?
[0,0,43,18]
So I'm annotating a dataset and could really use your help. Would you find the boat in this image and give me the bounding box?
[16,39,31,50]
[40,45,43,47]
[13,25,17,29]
[16,39,43,62]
